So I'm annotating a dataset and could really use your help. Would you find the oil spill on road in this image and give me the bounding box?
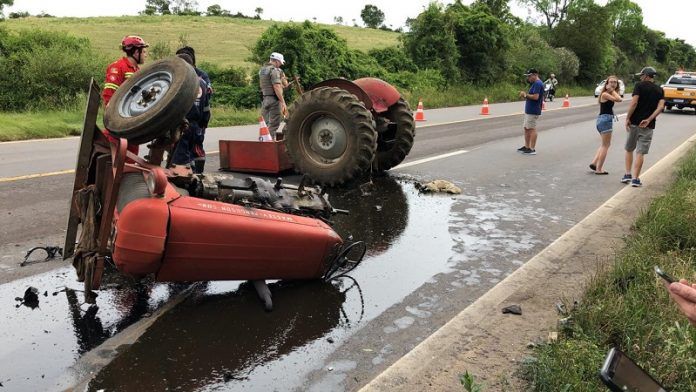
[0,267,181,391]
[87,176,458,391]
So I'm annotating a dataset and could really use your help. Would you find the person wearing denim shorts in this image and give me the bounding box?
[590,75,623,175]
[623,67,665,187]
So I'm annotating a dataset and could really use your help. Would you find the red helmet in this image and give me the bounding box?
[121,35,149,51]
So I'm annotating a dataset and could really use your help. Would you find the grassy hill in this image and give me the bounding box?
[3,15,399,68]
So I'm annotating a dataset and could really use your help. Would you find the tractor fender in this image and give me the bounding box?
[113,197,169,277]
[353,78,401,113]
[310,78,373,111]
[309,78,402,113]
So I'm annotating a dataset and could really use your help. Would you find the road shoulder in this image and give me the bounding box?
[360,134,696,391]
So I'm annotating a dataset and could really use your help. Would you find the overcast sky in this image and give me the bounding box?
[5,0,696,46]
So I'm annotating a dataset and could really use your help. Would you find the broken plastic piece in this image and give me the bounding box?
[501,304,522,315]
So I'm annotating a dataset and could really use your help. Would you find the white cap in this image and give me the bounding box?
[270,52,285,65]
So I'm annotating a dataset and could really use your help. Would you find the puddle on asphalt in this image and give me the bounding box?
[0,266,183,391]
[1,174,570,391]
[86,176,458,391]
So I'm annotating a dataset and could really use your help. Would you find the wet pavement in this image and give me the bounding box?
[1,106,694,391]
[0,171,628,391]
[0,267,187,390]
[84,176,457,391]
[0,176,460,391]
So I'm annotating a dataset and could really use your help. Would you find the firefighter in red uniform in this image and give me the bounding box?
[102,35,149,155]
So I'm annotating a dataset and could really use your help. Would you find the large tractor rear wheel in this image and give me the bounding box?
[374,98,415,171]
[285,87,377,186]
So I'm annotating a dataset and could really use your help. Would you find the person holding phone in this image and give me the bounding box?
[666,279,696,326]
[656,266,696,326]
[590,75,623,175]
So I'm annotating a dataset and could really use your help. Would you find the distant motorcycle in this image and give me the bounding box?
[544,82,555,102]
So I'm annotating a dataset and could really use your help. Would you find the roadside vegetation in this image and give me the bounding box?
[0,0,694,141]
[523,148,696,391]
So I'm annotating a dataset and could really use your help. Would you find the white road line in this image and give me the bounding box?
[417,103,595,128]
[0,102,596,144]
[395,149,470,169]
[0,104,609,182]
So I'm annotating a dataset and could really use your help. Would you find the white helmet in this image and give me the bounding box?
[270,52,285,65]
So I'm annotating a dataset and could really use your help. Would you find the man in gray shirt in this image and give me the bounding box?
[259,52,289,138]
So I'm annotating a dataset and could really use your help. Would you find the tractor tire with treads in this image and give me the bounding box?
[104,57,199,145]
[374,98,415,171]
[285,87,377,186]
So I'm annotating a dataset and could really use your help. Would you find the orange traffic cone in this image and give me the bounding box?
[258,116,272,142]
[480,97,490,115]
[562,94,570,108]
[414,98,426,121]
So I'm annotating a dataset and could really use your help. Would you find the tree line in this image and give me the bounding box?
[0,0,694,113]
[404,0,695,85]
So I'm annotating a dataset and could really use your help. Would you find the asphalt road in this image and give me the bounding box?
[1,99,695,391]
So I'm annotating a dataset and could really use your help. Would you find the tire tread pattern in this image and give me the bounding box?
[375,98,415,171]
[285,87,377,186]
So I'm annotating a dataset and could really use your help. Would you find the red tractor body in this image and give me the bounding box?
[65,72,360,306]
[118,193,341,282]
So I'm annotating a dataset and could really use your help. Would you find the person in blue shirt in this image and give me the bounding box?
[517,68,544,155]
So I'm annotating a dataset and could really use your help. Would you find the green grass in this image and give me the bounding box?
[208,106,259,127]
[0,102,86,141]
[0,102,260,141]
[522,148,696,391]
[3,15,398,69]
[1,15,595,141]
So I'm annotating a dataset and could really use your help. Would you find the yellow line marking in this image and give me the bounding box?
[0,152,223,183]
[0,136,80,145]
[0,169,75,183]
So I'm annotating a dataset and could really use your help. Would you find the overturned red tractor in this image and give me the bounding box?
[284,78,416,186]
[64,58,365,308]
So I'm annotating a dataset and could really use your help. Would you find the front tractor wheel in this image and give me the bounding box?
[285,87,377,186]
[374,98,415,172]
[104,57,199,145]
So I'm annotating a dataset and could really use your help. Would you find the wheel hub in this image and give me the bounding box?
[309,116,347,160]
[118,71,173,118]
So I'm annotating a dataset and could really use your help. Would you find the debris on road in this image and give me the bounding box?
[415,180,462,194]
[359,180,376,196]
[20,246,63,267]
[501,304,522,315]
[15,287,40,309]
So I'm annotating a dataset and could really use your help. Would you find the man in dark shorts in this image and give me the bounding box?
[622,66,665,187]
